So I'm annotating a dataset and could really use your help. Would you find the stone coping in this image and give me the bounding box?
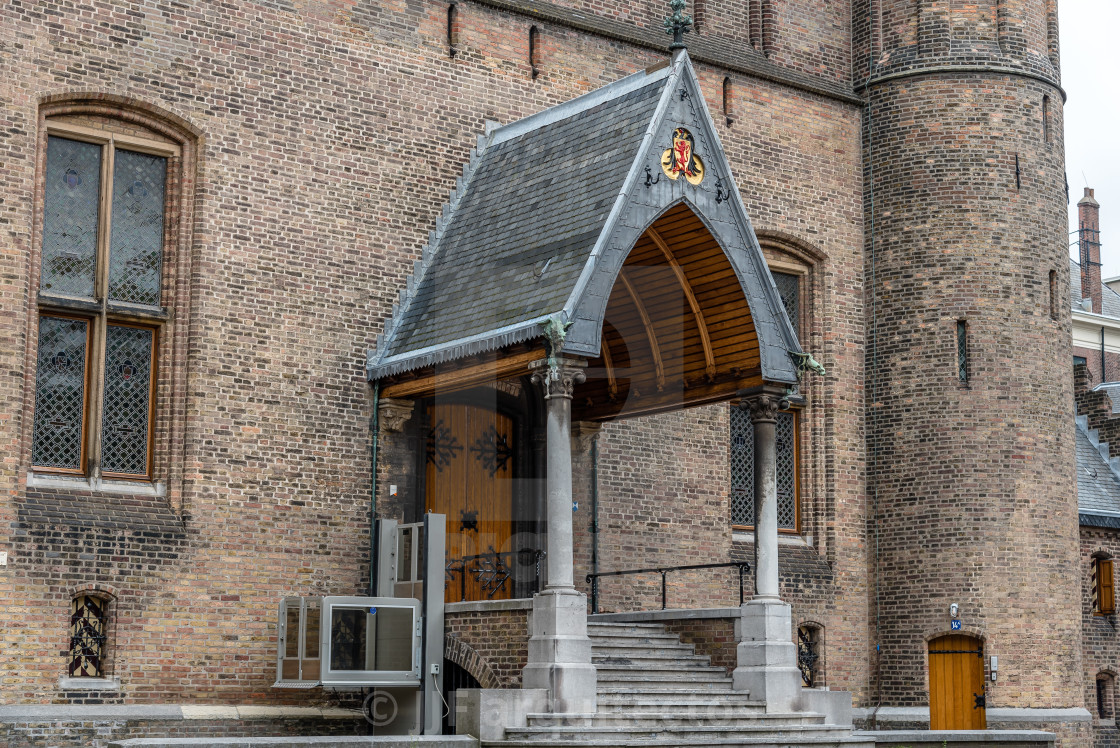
[445,598,534,614]
[853,707,1092,723]
[0,705,362,722]
[589,607,741,622]
[855,730,1055,744]
[110,739,477,748]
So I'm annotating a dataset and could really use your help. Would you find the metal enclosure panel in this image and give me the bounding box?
[376,519,398,597]
[318,596,421,687]
[423,513,446,735]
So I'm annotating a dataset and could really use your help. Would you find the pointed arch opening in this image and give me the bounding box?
[573,203,764,422]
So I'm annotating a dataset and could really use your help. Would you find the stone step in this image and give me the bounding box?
[595,665,729,683]
[587,634,682,647]
[587,624,675,638]
[596,681,735,693]
[591,642,696,654]
[525,711,827,729]
[596,692,761,708]
[486,738,876,748]
[502,723,856,744]
[593,654,711,668]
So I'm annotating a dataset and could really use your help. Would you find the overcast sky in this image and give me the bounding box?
[1063,1,1120,277]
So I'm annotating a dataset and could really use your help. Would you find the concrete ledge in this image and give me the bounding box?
[855,730,1054,746]
[109,739,477,748]
[0,705,362,722]
[445,598,534,614]
[58,676,122,691]
[588,607,741,622]
[853,707,1092,724]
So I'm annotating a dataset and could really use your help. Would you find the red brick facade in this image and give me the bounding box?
[0,0,1089,744]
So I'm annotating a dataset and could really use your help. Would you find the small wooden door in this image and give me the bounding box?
[425,402,515,603]
[928,634,987,730]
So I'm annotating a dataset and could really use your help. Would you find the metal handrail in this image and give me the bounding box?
[446,547,545,601]
[585,561,751,614]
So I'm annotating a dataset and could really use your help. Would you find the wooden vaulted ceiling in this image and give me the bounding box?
[572,203,762,422]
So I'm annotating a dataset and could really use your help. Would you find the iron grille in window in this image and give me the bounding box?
[797,625,820,687]
[31,317,90,471]
[957,320,968,383]
[69,595,107,677]
[773,272,799,329]
[730,407,797,530]
[100,325,154,475]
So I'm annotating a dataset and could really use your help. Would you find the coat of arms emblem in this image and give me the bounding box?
[661,127,704,185]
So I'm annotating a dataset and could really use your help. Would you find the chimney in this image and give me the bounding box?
[1080,187,1102,314]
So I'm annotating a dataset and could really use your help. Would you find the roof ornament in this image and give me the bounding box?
[790,351,826,379]
[541,312,574,373]
[664,0,693,51]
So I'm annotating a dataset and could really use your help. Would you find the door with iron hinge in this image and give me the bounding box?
[425,402,515,603]
[928,634,986,730]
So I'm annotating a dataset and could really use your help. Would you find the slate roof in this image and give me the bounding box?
[1077,415,1120,526]
[383,76,666,362]
[368,52,803,384]
[1070,258,1120,318]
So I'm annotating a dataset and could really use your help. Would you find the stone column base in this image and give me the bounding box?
[732,598,803,713]
[521,590,597,714]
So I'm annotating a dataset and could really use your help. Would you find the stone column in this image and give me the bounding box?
[522,357,597,714]
[749,392,781,600]
[733,387,802,712]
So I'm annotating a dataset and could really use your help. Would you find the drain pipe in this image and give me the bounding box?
[368,380,380,596]
[590,435,600,613]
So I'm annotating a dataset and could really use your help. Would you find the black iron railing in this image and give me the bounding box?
[446,547,545,601]
[585,561,751,614]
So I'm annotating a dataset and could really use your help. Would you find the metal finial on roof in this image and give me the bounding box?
[664,0,693,51]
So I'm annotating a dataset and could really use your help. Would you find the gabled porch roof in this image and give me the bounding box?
[367,51,803,400]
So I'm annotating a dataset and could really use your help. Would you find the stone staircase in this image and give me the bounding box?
[487,621,874,747]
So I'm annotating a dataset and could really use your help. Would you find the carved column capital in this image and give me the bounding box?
[529,357,588,401]
[746,394,786,424]
[378,398,415,433]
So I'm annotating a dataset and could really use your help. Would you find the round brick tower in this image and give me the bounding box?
[860,0,1083,733]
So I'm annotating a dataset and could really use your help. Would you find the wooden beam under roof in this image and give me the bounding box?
[646,226,716,381]
[617,269,665,391]
[380,347,545,399]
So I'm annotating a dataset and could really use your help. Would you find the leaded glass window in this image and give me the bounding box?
[31,317,90,472]
[730,407,798,530]
[31,124,176,481]
[773,271,799,330]
[108,149,167,306]
[100,325,155,476]
[41,137,101,298]
[69,595,107,677]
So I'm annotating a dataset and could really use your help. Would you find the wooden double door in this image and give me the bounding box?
[424,402,518,603]
[928,634,987,730]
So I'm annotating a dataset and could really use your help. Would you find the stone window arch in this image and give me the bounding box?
[27,95,199,506]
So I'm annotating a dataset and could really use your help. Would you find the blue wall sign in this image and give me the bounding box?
[950,619,962,631]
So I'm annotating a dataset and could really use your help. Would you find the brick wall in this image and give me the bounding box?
[862,0,1078,715]
[0,715,366,748]
[444,608,530,689]
[1,0,859,705]
[663,617,737,672]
